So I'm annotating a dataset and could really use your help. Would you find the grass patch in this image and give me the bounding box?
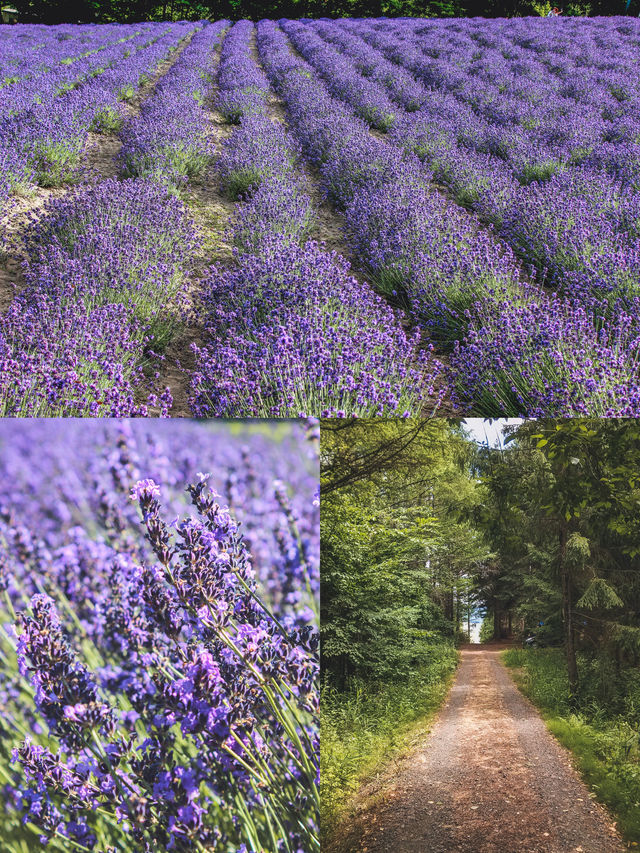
[321,645,458,847]
[503,648,640,843]
[91,106,124,134]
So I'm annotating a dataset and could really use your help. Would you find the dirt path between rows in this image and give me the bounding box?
[332,646,624,853]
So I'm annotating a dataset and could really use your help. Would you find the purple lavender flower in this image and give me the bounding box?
[0,420,318,852]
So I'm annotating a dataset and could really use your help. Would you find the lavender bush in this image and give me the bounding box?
[191,237,444,417]
[216,20,270,123]
[120,23,227,189]
[0,178,198,416]
[0,419,319,852]
[451,288,640,416]
[189,23,446,417]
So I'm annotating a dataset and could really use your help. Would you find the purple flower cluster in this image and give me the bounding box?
[191,21,445,417]
[0,178,197,416]
[328,15,640,309]
[282,20,397,132]
[0,419,318,853]
[17,594,116,747]
[451,287,640,417]
[191,237,444,417]
[216,19,270,123]
[1,23,196,188]
[120,22,228,188]
[218,112,302,201]
[257,21,522,345]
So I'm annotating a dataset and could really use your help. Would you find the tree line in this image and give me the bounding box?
[478,419,640,698]
[321,418,640,699]
[321,419,486,688]
[10,0,635,25]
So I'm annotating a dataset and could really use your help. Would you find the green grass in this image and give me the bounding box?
[503,647,640,843]
[320,644,458,846]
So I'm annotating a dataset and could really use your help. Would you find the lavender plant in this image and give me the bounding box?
[216,20,270,124]
[120,23,228,190]
[0,419,319,853]
[188,20,445,418]
[0,178,197,416]
[191,237,444,418]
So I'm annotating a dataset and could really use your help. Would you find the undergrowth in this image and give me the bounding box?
[503,647,640,843]
[320,644,458,846]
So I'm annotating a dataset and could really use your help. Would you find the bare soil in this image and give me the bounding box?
[329,646,625,853]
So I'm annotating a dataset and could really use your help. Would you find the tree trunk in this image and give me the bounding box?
[493,598,501,640]
[559,522,578,694]
[454,584,459,636]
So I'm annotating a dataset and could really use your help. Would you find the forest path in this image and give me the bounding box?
[344,646,623,853]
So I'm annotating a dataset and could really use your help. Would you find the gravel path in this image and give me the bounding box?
[345,646,624,853]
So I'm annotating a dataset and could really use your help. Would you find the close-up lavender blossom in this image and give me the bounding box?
[0,419,319,852]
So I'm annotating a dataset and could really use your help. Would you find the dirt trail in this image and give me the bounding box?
[334,646,624,853]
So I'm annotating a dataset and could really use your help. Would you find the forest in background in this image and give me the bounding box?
[8,0,635,25]
[321,418,640,845]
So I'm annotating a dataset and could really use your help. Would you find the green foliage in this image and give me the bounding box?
[577,578,624,611]
[479,615,494,643]
[90,105,124,133]
[321,419,489,687]
[504,648,640,843]
[320,645,458,845]
[566,531,590,567]
[30,140,84,187]
[10,0,629,23]
[477,418,640,667]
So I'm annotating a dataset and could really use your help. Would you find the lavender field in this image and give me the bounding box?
[1,16,640,416]
[0,418,319,852]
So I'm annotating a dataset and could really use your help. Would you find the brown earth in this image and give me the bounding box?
[329,646,625,853]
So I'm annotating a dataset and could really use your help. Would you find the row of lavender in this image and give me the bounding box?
[0,23,147,85]
[272,17,640,415]
[0,23,195,202]
[0,22,229,416]
[3,17,639,417]
[323,17,640,301]
[0,419,319,852]
[189,19,444,417]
